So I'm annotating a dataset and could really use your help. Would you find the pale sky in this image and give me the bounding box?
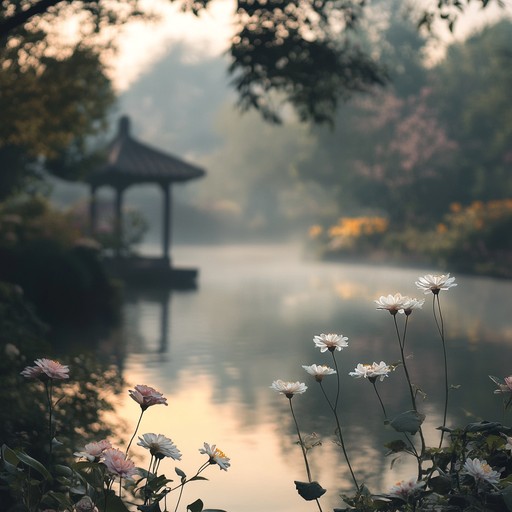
[109,0,235,91]
[108,0,511,91]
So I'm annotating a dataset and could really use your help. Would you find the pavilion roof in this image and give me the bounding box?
[88,116,206,188]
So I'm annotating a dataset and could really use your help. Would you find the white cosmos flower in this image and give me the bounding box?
[349,362,391,382]
[302,364,336,382]
[375,293,408,315]
[199,442,230,471]
[270,380,307,397]
[463,458,501,485]
[137,433,182,460]
[388,477,425,500]
[313,333,349,352]
[491,375,512,394]
[415,273,457,295]
[401,297,425,315]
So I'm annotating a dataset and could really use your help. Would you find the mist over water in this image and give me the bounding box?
[106,243,512,512]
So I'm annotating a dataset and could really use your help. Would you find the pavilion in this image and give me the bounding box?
[87,115,206,287]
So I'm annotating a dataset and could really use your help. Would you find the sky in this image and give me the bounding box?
[108,0,511,91]
[110,0,235,91]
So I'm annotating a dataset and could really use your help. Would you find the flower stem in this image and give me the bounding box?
[433,294,449,448]
[288,397,312,482]
[393,315,426,469]
[126,409,144,455]
[44,380,53,465]
[371,381,387,420]
[319,378,359,491]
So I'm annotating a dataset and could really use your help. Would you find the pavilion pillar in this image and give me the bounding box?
[161,182,172,262]
[115,186,124,257]
[89,184,98,235]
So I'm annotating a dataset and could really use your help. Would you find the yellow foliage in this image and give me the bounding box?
[327,216,388,240]
[308,224,323,239]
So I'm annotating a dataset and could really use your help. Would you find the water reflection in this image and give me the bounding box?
[109,244,512,512]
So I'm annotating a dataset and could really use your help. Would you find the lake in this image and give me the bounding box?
[105,244,512,512]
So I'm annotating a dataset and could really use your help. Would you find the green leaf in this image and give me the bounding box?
[54,464,73,477]
[138,503,162,512]
[390,410,425,435]
[189,476,209,482]
[145,474,173,492]
[501,484,512,512]
[45,491,73,508]
[16,451,52,481]
[1,444,20,466]
[384,440,408,454]
[103,493,131,512]
[175,467,187,480]
[294,480,327,501]
[428,475,452,494]
[187,498,204,512]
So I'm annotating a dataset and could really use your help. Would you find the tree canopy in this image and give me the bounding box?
[0,0,504,124]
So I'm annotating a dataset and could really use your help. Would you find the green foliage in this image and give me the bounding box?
[0,195,121,332]
[397,199,512,278]
[294,480,327,501]
[389,410,425,435]
[0,35,115,199]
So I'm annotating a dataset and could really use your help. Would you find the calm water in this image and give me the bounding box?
[106,244,512,512]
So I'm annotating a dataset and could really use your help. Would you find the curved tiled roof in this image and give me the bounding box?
[88,116,206,188]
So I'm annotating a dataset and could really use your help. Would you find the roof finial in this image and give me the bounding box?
[119,116,130,136]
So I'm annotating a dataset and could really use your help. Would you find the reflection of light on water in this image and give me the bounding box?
[118,370,353,512]
[107,244,512,510]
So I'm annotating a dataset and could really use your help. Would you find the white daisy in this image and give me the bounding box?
[463,458,501,485]
[375,293,408,315]
[313,333,349,352]
[302,364,336,382]
[270,380,307,397]
[199,442,230,471]
[137,433,182,460]
[349,362,391,382]
[415,274,457,295]
[401,297,425,315]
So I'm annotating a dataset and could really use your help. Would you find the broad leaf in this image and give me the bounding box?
[384,440,408,454]
[390,410,425,434]
[175,467,187,479]
[187,499,203,512]
[294,480,327,501]
[16,451,52,481]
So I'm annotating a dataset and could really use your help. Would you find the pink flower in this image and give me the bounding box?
[129,384,168,410]
[74,439,112,461]
[74,496,99,512]
[388,477,425,500]
[21,358,70,380]
[103,448,137,479]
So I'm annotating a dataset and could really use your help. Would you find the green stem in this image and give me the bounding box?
[433,294,449,448]
[393,315,426,471]
[126,409,144,455]
[288,397,312,482]
[371,381,387,420]
[319,379,359,491]
[45,380,53,466]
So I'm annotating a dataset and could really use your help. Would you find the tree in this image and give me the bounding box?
[429,20,512,203]
[0,35,115,199]
[0,0,503,125]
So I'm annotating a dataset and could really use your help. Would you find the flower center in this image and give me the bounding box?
[215,448,227,458]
